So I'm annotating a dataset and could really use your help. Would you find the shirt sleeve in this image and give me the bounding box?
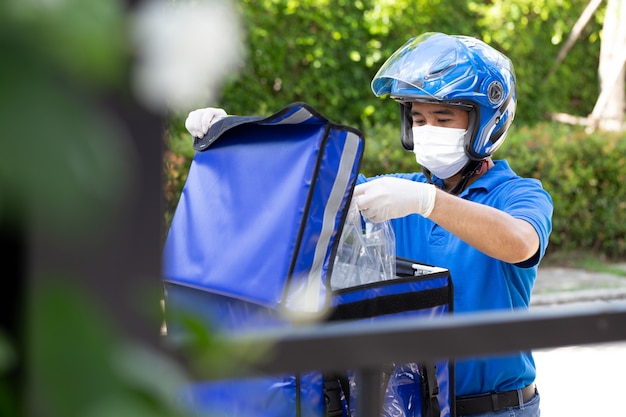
[502,178,554,268]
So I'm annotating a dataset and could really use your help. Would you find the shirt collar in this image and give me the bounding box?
[459,160,515,197]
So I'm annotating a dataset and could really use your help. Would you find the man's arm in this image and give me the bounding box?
[353,176,543,264]
[429,190,540,264]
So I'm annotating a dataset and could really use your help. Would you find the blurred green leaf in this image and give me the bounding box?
[0,33,135,239]
[28,279,194,417]
[0,329,18,417]
[2,0,127,88]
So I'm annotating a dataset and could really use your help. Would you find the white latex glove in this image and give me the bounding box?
[353,177,437,222]
[184,107,227,138]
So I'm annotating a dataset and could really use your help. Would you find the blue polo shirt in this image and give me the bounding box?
[357,160,553,396]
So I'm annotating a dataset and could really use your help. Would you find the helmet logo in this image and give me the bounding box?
[487,81,503,104]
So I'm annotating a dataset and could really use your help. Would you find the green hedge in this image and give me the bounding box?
[200,0,604,131]
[502,123,626,259]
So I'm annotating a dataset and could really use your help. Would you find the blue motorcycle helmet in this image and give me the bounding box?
[371,32,517,163]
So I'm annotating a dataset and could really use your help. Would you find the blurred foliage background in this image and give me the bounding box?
[1,0,248,416]
[166,0,626,261]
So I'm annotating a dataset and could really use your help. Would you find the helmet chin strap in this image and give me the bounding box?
[423,160,484,195]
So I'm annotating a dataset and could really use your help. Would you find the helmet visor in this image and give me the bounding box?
[371,33,480,104]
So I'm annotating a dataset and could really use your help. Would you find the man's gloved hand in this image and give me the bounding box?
[353,177,437,222]
[184,107,227,138]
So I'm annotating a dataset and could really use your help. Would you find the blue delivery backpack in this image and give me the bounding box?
[162,102,455,417]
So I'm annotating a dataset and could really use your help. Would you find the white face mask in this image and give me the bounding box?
[412,125,469,179]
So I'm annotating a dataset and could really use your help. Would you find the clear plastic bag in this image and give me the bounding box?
[331,204,396,290]
[347,363,423,417]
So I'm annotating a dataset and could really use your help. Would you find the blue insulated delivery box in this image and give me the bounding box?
[162,102,454,417]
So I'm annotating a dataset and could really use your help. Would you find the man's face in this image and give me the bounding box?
[410,102,469,129]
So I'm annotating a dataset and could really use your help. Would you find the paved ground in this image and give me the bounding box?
[532,264,626,306]
[529,265,626,416]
